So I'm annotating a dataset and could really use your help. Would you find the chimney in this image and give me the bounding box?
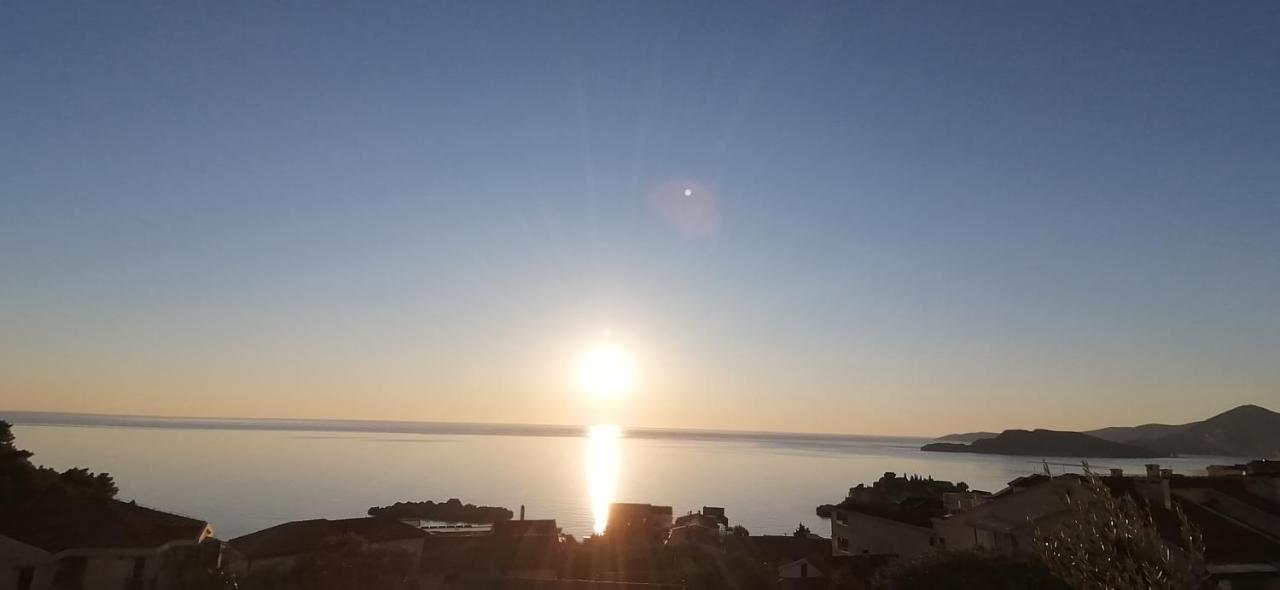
[520,505,525,521]
[1145,464,1160,478]
[1109,468,1124,478]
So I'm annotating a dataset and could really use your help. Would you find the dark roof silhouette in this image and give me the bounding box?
[832,498,941,528]
[418,530,560,574]
[994,473,1051,496]
[493,520,559,538]
[228,517,427,559]
[1098,477,1280,564]
[748,535,831,566]
[673,513,720,529]
[0,497,208,553]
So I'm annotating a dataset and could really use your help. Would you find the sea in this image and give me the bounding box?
[3,412,1248,540]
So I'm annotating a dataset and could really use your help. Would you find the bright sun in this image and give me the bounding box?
[576,344,637,399]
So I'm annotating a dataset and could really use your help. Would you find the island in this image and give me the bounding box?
[921,429,1167,458]
[367,498,513,523]
[934,431,998,443]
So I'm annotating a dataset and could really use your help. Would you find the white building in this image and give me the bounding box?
[0,497,213,590]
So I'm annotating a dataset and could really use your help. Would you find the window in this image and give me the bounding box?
[53,557,86,588]
[17,567,34,590]
[836,536,849,550]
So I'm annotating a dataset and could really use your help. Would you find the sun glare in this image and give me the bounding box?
[586,424,622,535]
[576,344,637,399]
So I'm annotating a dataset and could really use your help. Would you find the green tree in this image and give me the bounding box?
[0,421,16,447]
[1035,469,1205,590]
[0,420,117,504]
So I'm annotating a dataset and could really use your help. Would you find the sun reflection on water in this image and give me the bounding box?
[586,424,622,535]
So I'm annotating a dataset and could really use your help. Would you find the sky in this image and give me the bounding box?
[2,2,1278,437]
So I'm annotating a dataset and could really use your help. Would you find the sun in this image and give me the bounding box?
[576,344,637,399]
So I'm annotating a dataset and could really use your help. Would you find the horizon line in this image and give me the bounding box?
[0,409,934,442]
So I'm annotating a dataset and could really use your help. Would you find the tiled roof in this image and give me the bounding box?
[228,517,427,559]
[0,497,208,553]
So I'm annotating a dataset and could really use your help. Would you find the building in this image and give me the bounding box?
[605,504,672,539]
[492,520,560,539]
[829,498,941,557]
[933,475,1073,554]
[668,514,720,545]
[823,471,975,558]
[700,507,727,527]
[668,506,731,545]
[225,517,428,579]
[488,519,561,580]
[748,535,834,589]
[935,465,1280,588]
[417,518,563,588]
[0,496,214,590]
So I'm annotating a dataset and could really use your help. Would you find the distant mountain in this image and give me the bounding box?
[1086,422,1191,445]
[922,429,1166,458]
[1135,405,1280,458]
[935,431,998,443]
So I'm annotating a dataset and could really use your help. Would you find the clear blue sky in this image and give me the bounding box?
[2,2,1278,435]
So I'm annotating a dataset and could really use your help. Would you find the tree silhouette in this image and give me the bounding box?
[0,420,117,503]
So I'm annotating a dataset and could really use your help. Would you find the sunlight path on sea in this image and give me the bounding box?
[586,424,622,535]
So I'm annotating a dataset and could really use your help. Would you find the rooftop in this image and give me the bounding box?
[0,497,209,553]
[228,517,427,559]
[833,497,942,529]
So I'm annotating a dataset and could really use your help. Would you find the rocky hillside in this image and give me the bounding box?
[923,429,1166,458]
[1088,405,1280,458]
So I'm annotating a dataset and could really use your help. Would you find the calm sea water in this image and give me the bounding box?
[10,420,1245,540]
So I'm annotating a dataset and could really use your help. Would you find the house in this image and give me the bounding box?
[489,519,561,580]
[749,535,833,584]
[669,507,727,545]
[605,504,672,539]
[492,520,560,539]
[933,475,1072,554]
[822,472,966,558]
[700,507,728,527]
[0,496,214,590]
[416,519,563,589]
[935,465,1280,588]
[225,516,428,579]
[668,514,720,545]
[942,490,991,514]
[829,498,941,557]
